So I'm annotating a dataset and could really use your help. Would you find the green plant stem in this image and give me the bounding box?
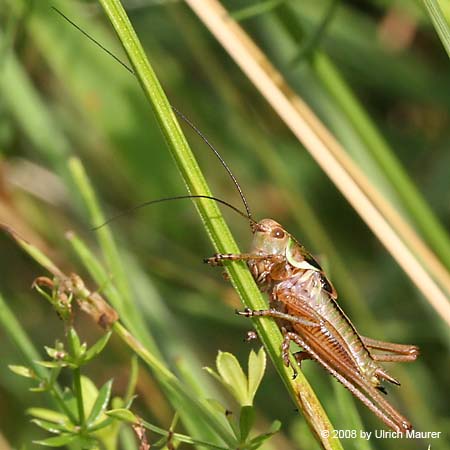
[49,385,78,425]
[96,0,341,448]
[73,368,85,427]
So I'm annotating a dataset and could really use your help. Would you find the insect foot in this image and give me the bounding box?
[203,254,224,266]
[294,351,313,368]
[245,330,258,342]
[281,328,298,379]
[204,253,246,266]
[235,307,253,317]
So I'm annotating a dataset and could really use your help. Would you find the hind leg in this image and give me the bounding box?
[362,336,419,362]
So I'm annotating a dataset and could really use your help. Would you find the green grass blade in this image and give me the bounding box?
[0,292,47,379]
[423,0,450,58]
[95,0,343,448]
[67,157,156,351]
[333,384,373,450]
[0,44,71,169]
[68,157,131,304]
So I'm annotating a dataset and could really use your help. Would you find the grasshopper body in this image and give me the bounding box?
[207,218,419,432]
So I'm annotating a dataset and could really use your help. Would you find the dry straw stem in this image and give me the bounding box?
[185,0,450,327]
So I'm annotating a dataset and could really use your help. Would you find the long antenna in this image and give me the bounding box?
[53,7,254,224]
[92,195,255,230]
[169,105,253,222]
[51,7,134,76]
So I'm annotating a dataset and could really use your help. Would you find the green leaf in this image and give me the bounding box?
[31,419,71,434]
[203,366,224,385]
[124,355,138,403]
[34,360,71,369]
[105,408,137,423]
[80,375,99,419]
[44,346,67,361]
[86,416,114,433]
[67,327,81,359]
[29,386,49,393]
[9,364,35,378]
[32,283,56,306]
[83,331,112,363]
[33,434,77,447]
[112,396,125,409]
[247,348,266,404]
[247,420,281,449]
[79,342,87,357]
[216,351,249,406]
[61,388,78,421]
[239,405,255,443]
[86,379,113,426]
[0,292,48,381]
[27,408,68,424]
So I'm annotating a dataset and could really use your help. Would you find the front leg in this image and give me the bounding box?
[204,253,282,266]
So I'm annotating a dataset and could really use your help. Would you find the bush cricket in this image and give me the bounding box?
[176,115,420,433]
[54,7,419,434]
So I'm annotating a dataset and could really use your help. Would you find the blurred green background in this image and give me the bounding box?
[0,0,449,449]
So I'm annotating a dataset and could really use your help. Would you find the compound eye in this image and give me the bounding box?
[271,227,285,239]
